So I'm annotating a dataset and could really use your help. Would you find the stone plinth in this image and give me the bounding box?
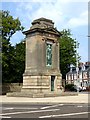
[22,75,62,93]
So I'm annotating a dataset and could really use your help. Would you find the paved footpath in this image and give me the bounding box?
[0,93,89,104]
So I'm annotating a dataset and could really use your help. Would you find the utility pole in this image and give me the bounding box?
[76,41,79,93]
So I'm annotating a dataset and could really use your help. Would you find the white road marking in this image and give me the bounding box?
[15,107,38,110]
[77,106,83,107]
[40,104,64,109]
[3,108,14,110]
[1,109,60,116]
[39,111,90,118]
[0,116,11,118]
[3,107,38,110]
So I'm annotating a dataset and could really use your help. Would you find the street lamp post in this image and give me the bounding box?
[76,41,79,93]
[76,54,79,93]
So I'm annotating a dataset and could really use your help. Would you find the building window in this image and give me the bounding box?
[46,43,52,66]
[72,74,73,80]
[89,72,90,78]
[83,72,87,79]
[74,74,77,80]
[70,74,72,80]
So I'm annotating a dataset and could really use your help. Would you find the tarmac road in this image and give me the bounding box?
[1,103,89,119]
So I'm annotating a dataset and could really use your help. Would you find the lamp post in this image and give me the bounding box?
[76,41,79,93]
[76,53,79,93]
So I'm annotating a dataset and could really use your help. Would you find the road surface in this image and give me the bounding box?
[1,103,89,119]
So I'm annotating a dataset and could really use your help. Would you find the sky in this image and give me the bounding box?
[1,0,89,62]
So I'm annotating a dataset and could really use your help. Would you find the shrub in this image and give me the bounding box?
[65,84,74,91]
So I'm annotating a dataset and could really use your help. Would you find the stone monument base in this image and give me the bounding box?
[6,91,63,98]
[22,74,62,93]
[6,74,78,98]
[6,91,78,98]
[6,74,65,98]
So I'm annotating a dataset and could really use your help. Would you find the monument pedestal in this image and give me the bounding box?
[22,74,62,94]
[7,74,63,98]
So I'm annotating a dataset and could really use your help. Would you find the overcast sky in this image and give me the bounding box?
[1,0,89,62]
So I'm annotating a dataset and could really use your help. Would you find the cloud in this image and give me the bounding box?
[31,2,63,26]
[18,2,33,11]
[1,0,89,2]
[78,46,88,62]
[66,10,88,28]
[16,1,65,29]
[15,1,88,31]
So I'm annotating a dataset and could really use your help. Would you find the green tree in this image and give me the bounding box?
[59,29,80,79]
[1,10,24,40]
[1,10,24,83]
[13,40,25,83]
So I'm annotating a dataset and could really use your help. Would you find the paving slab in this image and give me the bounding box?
[0,93,89,104]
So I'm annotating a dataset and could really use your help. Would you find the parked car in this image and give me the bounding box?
[71,85,82,92]
[82,86,86,91]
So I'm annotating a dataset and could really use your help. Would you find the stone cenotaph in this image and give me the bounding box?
[21,18,63,97]
[7,18,63,97]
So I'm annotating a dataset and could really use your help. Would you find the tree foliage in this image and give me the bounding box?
[1,10,24,83]
[13,41,25,83]
[58,29,80,79]
[1,10,24,40]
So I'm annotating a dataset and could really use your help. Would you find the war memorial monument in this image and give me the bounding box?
[7,18,63,97]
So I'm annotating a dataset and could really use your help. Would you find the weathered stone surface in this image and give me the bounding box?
[7,91,78,98]
[7,18,63,97]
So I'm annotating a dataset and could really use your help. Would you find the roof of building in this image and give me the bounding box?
[66,62,90,75]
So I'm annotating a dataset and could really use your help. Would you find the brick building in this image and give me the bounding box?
[66,62,90,90]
